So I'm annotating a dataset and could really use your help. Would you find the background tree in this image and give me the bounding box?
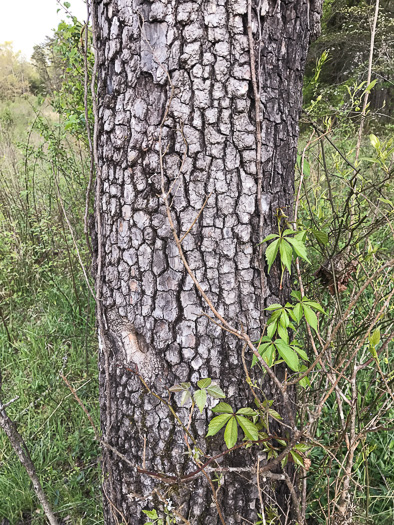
[92,1,322,523]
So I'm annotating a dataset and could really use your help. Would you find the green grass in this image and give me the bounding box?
[0,279,102,524]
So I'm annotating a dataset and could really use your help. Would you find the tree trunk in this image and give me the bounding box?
[92,0,322,523]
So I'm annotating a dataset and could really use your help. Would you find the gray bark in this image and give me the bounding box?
[93,0,322,523]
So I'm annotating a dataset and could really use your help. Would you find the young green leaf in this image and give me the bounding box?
[279,239,293,274]
[294,346,309,361]
[224,416,238,449]
[265,238,280,272]
[194,388,207,413]
[292,303,303,323]
[236,407,258,416]
[303,300,326,314]
[369,328,380,347]
[275,340,300,371]
[180,390,191,406]
[277,324,289,344]
[197,378,212,389]
[279,310,290,328]
[206,414,232,437]
[299,375,311,388]
[211,402,234,414]
[286,236,311,263]
[291,290,302,301]
[267,408,283,421]
[206,384,226,399]
[290,450,304,467]
[312,229,329,246]
[265,303,283,311]
[267,321,277,339]
[260,233,279,244]
[303,304,318,332]
[169,384,183,393]
[236,416,259,441]
[293,443,311,453]
[143,510,158,519]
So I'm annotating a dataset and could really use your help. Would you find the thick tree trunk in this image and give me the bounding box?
[93,0,322,523]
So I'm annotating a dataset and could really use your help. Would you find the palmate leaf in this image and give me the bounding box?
[265,303,283,311]
[193,388,207,413]
[180,390,191,406]
[224,416,238,449]
[302,304,318,332]
[279,239,293,274]
[290,450,304,467]
[206,384,225,399]
[212,402,233,414]
[260,233,279,244]
[312,229,329,246]
[286,236,311,264]
[303,299,326,314]
[236,415,259,441]
[291,302,303,323]
[267,321,277,339]
[197,378,211,389]
[236,407,258,416]
[252,343,275,368]
[275,339,300,371]
[277,324,289,344]
[265,238,280,272]
[206,414,232,437]
[294,346,309,361]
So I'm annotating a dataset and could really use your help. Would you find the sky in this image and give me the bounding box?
[0,0,88,59]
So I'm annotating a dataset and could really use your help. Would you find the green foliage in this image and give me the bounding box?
[207,402,259,449]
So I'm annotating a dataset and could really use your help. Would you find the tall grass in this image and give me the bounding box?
[0,97,102,524]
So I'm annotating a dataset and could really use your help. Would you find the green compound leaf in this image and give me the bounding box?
[292,302,303,323]
[252,343,276,368]
[236,415,259,441]
[265,303,283,311]
[206,384,226,399]
[290,450,305,467]
[294,443,311,453]
[286,236,311,264]
[224,416,238,449]
[294,346,309,361]
[260,233,279,244]
[193,388,207,413]
[236,407,258,416]
[211,402,234,414]
[180,390,191,406]
[275,339,300,371]
[197,378,212,389]
[277,324,289,344]
[312,229,329,246]
[265,238,280,273]
[303,304,318,332]
[267,321,277,339]
[279,239,293,274]
[206,414,232,437]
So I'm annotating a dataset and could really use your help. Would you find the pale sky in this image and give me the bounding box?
[0,0,88,59]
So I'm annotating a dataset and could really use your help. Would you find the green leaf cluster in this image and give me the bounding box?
[169,378,225,413]
[206,403,259,449]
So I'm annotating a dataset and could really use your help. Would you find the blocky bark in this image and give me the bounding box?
[93,0,322,523]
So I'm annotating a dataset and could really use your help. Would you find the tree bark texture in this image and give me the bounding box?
[93,0,322,523]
